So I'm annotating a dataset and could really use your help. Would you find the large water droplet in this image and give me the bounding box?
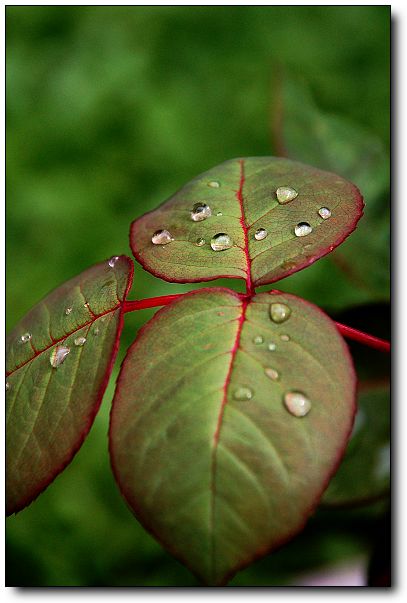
[270,302,291,323]
[280,334,290,341]
[152,229,174,245]
[276,186,298,204]
[268,342,276,351]
[294,222,313,237]
[318,207,332,220]
[210,233,232,251]
[254,228,268,241]
[284,391,311,417]
[74,336,87,347]
[265,367,279,381]
[65,307,73,316]
[6,381,10,391]
[108,256,120,268]
[191,203,212,222]
[233,386,253,401]
[216,211,223,217]
[195,237,206,247]
[208,180,220,188]
[20,332,32,344]
[50,346,70,368]
[253,335,264,345]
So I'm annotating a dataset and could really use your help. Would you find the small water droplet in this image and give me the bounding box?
[195,237,206,247]
[253,335,264,345]
[208,180,220,188]
[65,307,73,316]
[294,222,313,237]
[152,229,174,245]
[84,302,89,308]
[50,346,70,368]
[93,327,100,336]
[233,386,253,401]
[268,342,276,351]
[318,207,332,220]
[20,332,32,344]
[108,256,120,268]
[191,203,212,222]
[284,391,311,417]
[216,211,223,217]
[265,367,279,381]
[276,186,298,204]
[6,381,10,391]
[254,228,268,241]
[270,302,291,323]
[74,336,87,347]
[280,334,290,341]
[210,233,232,251]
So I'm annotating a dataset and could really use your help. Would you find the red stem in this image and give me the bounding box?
[124,294,391,354]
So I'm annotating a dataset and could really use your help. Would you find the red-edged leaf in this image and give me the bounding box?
[110,288,356,585]
[6,256,133,515]
[130,157,363,288]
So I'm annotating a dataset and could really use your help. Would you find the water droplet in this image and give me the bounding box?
[276,186,298,204]
[65,307,73,316]
[20,332,32,344]
[6,381,10,391]
[195,237,206,247]
[216,211,223,217]
[270,302,291,323]
[284,391,311,417]
[265,367,279,381]
[208,180,220,188]
[210,233,233,251]
[93,327,100,336]
[84,302,90,309]
[50,346,70,368]
[280,334,290,341]
[191,203,212,222]
[74,336,87,347]
[253,335,264,345]
[268,342,276,351]
[152,229,174,245]
[108,256,120,268]
[233,386,253,401]
[318,207,332,220]
[254,228,268,241]
[294,222,313,237]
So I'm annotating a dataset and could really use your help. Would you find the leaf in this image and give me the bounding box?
[130,157,363,288]
[110,288,356,585]
[6,256,134,515]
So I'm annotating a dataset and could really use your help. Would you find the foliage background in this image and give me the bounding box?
[6,5,390,586]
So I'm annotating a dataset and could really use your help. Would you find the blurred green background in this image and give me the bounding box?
[6,5,390,586]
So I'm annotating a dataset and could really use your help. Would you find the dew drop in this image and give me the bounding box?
[253,335,264,345]
[268,342,276,351]
[195,237,206,247]
[276,186,298,204]
[6,381,10,391]
[233,386,253,401]
[294,222,313,237]
[284,391,311,417]
[254,228,268,241]
[65,307,73,316]
[50,346,70,368]
[265,367,279,381]
[318,207,332,220]
[210,233,232,251]
[74,336,87,347]
[191,203,212,222]
[216,211,223,217]
[20,332,32,344]
[280,334,290,341]
[208,180,220,188]
[152,229,174,245]
[108,256,120,268]
[270,302,291,323]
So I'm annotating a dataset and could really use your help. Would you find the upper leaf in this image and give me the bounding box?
[6,256,133,515]
[130,157,363,288]
[110,288,356,585]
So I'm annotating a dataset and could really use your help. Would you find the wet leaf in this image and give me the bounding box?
[6,256,133,515]
[130,157,363,287]
[110,288,356,585]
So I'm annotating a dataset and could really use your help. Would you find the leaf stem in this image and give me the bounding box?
[335,322,390,353]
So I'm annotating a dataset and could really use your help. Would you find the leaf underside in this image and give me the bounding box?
[110,288,356,585]
[6,257,133,515]
[130,157,363,287]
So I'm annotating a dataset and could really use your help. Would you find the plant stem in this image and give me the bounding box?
[335,322,390,353]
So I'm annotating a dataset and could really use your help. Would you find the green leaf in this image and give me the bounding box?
[130,157,363,288]
[6,256,134,515]
[110,288,356,585]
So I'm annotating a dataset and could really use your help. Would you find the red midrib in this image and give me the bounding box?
[209,297,248,577]
[236,159,253,295]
